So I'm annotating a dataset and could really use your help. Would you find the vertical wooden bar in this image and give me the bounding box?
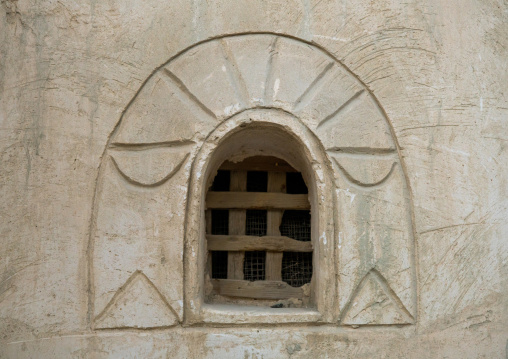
[228,170,247,279]
[266,171,286,280]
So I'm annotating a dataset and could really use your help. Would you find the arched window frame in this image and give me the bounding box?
[183,109,337,325]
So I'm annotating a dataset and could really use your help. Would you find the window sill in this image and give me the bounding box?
[198,304,322,325]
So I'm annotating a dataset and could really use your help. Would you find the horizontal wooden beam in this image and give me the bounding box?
[206,192,310,210]
[207,235,312,252]
[219,156,297,172]
[211,279,304,299]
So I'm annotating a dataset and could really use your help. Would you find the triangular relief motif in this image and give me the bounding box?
[340,269,414,326]
[95,271,179,329]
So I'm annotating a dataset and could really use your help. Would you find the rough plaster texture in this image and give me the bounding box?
[1,0,507,357]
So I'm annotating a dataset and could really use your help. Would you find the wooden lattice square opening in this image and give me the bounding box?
[205,156,313,307]
[243,251,266,281]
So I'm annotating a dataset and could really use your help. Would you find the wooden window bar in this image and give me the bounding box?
[206,192,310,210]
[211,279,304,300]
[207,235,312,252]
[228,170,246,280]
[266,171,285,281]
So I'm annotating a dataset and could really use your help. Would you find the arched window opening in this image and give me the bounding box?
[204,156,313,308]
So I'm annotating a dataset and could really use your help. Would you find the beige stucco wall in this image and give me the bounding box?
[1,0,507,357]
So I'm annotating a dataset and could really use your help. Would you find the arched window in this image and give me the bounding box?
[205,156,313,307]
[183,110,337,324]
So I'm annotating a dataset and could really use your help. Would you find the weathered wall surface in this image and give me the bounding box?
[1,0,507,357]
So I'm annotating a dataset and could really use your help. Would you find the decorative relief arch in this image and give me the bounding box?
[89,33,417,328]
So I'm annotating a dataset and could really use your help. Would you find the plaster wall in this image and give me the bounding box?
[1,0,507,357]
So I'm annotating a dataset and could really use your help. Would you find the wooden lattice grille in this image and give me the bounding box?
[205,156,313,301]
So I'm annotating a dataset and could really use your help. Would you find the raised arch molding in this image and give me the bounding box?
[89,33,417,328]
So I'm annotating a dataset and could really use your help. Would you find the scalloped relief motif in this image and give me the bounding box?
[110,148,190,187]
[90,34,416,328]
